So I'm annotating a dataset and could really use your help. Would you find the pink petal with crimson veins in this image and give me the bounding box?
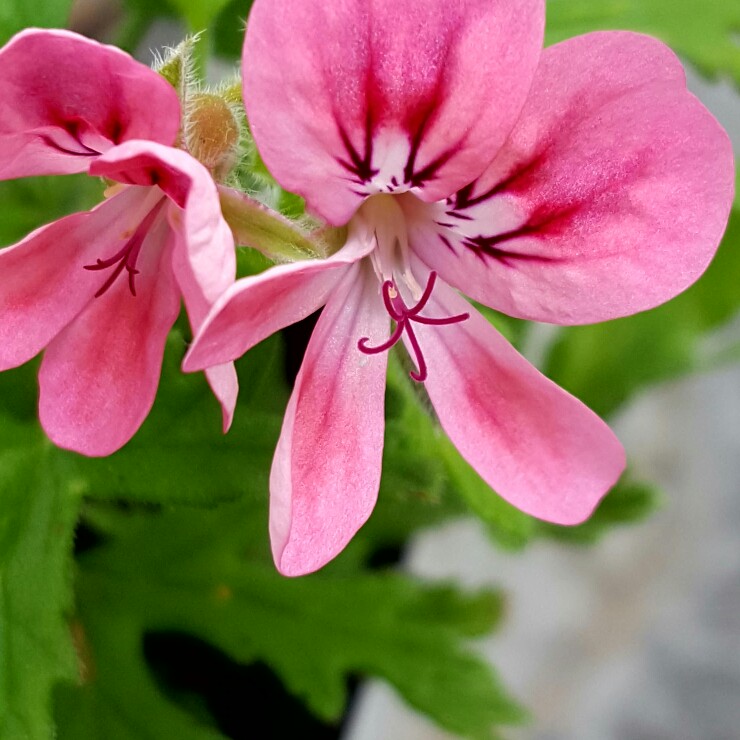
[92,141,241,427]
[38,214,180,457]
[183,233,374,372]
[0,29,180,180]
[92,141,236,307]
[416,32,735,324]
[0,185,149,370]
[270,263,389,576]
[410,274,625,524]
[243,0,544,225]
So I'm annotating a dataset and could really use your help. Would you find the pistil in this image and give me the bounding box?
[358,271,469,382]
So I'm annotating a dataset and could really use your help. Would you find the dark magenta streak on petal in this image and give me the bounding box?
[460,207,573,267]
[405,138,461,189]
[47,112,122,154]
[439,234,456,254]
[38,134,99,158]
[335,115,379,184]
[453,153,548,211]
[446,210,473,221]
[331,9,468,192]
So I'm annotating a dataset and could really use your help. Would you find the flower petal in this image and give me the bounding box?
[410,273,625,524]
[243,0,544,224]
[38,214,180,456]
[183,233,374,373]
[412,32,735,324]
[92,141,236,307]
[270,263,389,576]
[0,29,180,179]
[0,185,149,370]
[92,140,241,427]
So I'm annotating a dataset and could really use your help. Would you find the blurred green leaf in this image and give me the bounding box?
[545,205,740,417]
[0,0,73,42]
[60,501,522,739]
[165,0,234,33]
[213,0,252,60]
[546,0,740,85]
[0,417,80,739]
[0,175,100,249]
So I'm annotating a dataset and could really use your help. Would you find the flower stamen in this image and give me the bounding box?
[358,271,469,382]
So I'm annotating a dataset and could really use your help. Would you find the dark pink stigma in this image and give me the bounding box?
[358,271,469,382]
[84,199,166,298]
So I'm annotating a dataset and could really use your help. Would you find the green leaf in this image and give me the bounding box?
[0,0,73,42]
[545,205,740,417]
[64,501,523,739]
[0,417,81,739]
[546,0,740,86]
[54,607,226,739]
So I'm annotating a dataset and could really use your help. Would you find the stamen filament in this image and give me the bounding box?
[358,323,405,354]
[403,322,427,382]
[84,198,165,298]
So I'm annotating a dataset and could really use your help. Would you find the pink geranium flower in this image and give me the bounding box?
[0,29,237,455]
[185,0,735,575]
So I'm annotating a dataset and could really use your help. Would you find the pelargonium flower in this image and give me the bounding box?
[184,0,735,575]
[0,29,237,455]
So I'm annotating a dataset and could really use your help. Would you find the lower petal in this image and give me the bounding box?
[205,362,239,433]
[411,276,625,524]
[38,217,180,456]
[0,186,148,370]
[270,263,388,576]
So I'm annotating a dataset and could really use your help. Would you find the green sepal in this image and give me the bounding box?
[220,186,346,262]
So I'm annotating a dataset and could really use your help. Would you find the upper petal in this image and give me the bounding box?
[411,274,625,524]
[270,263,389,576]
[0,185,149,370]
[38,214,181,457]
[91,140,236,310]
[0,29,180,179]
[243,0,544,225]
[183,232,374,372]
[411,32,735,324]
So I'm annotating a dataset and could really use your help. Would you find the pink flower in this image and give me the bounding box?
[184,0,735,575]
[0,29,237,456]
